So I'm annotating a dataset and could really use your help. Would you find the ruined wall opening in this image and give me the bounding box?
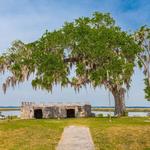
[34,109,43,119]
[66,109,75,118]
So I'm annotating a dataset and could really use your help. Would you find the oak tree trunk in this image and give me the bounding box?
[112,87,126,116]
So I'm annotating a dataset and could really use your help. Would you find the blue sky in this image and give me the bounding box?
[0,0,150,106]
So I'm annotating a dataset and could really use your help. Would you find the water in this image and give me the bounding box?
[92,111,114,117]
[0,110,149,117]
[92,111,150,117]
[0,110,20,117]
[128,112,149,117]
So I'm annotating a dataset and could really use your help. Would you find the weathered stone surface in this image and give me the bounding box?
[21,102,92,119]
[56,126,95,150]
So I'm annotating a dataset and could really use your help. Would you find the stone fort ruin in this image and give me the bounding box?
[21,102,92,119]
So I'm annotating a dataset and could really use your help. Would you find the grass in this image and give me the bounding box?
[0,117,150,150]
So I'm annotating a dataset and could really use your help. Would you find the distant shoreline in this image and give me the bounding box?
[92,107,150,112]
[0,106,150,112]
[0,107,20,111]
[1,106,150,108]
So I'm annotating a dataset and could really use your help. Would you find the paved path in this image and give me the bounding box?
[56,125,95,150]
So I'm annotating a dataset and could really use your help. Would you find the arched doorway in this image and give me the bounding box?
[34,109,43,119]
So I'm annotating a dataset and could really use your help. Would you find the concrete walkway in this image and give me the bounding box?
[56,126,95,150]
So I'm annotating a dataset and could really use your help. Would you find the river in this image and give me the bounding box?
[93,111,150,117]
[0,110,150,117]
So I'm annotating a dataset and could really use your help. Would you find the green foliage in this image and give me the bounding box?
[97,113,104,118]
[0,12,141,96]
[135,26,150,100]
[62,12,141,92]
[144,78,150,100]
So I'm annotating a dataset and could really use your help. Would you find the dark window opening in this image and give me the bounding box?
[67,109,75,118]
[34,109,43,119]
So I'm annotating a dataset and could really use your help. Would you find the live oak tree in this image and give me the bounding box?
[0,12,141,116]
[62,12,141,116]
[134,26,150,100]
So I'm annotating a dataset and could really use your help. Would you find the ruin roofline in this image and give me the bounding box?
[21,101,91,107]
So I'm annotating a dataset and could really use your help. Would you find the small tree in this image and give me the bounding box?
[0,12,141,116]
[135,26,150,100]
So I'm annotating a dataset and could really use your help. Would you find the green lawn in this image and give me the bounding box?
[0,117,150,150]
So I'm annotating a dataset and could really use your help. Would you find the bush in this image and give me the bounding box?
[124,111,128,116]
[7,115,18,120]
[97,113,104,118]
